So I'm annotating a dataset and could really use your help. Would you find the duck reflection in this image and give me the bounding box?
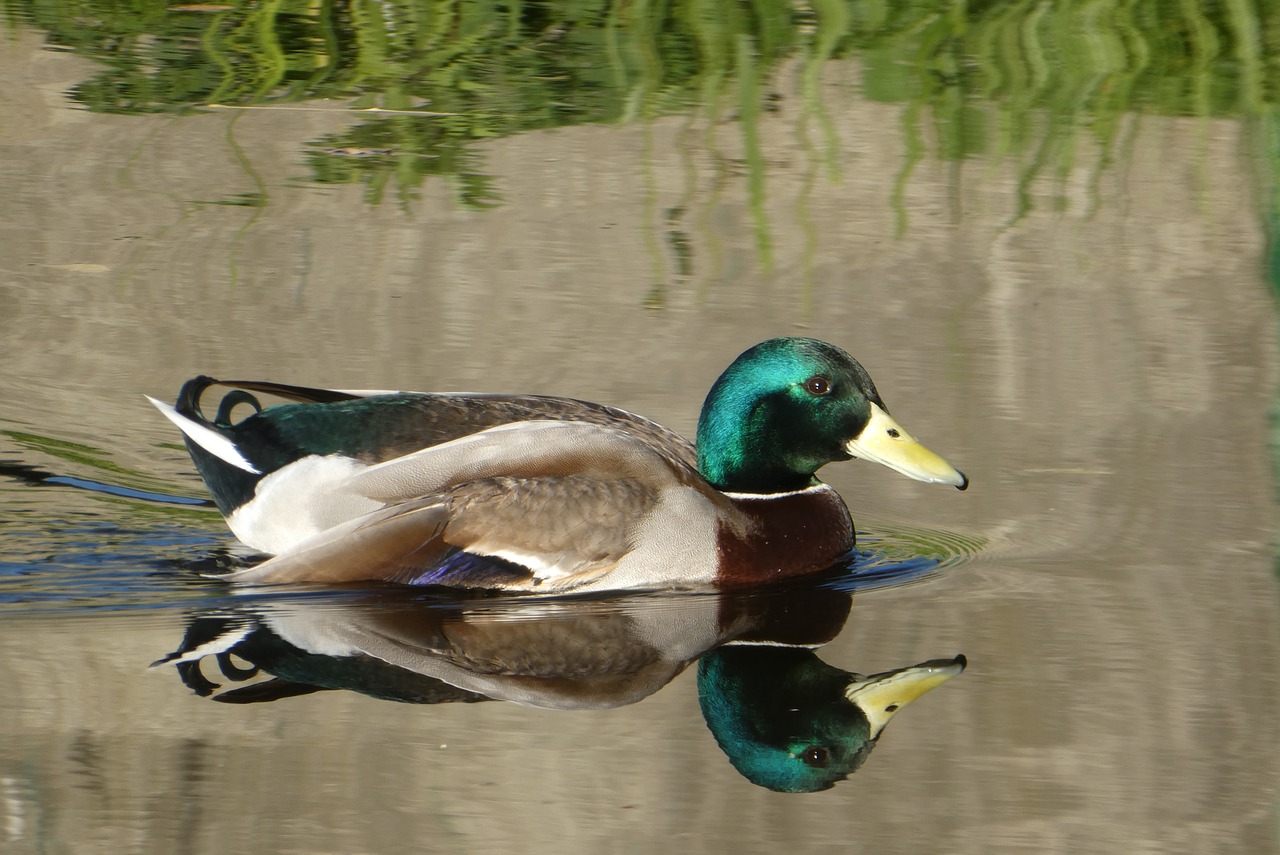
[699,647,964,792]
[158,583,963,791]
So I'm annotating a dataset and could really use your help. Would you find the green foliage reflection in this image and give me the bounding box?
[5,0,1279,209]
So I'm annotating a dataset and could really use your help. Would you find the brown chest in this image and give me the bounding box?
[714,486,855,588]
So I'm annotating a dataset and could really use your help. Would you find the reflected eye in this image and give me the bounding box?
[803,376,831,396]
[798,745,831,768]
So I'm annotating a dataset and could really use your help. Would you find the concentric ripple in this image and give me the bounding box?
[822,524,988,593]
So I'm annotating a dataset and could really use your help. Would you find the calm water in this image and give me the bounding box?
[2,2,1278,853]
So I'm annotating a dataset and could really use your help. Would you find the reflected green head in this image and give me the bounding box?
[697,647,876,793]
[696,338,884,493]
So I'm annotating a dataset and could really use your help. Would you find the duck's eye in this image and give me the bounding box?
[798,745,831,768]
[803,376,831,397]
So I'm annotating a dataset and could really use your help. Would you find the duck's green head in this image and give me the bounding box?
[697,647,966,793]
[696,338,968,494]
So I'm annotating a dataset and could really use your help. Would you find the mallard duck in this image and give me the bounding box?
[149,337,967,592]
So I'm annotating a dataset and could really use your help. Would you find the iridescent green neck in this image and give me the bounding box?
[696,389,819,493]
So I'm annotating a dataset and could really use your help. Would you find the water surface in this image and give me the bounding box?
[1,3,1278,853]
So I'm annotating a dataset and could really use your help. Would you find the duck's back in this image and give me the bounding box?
[170,378,698,518]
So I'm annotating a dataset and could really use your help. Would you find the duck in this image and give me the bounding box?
[148,337,967,592]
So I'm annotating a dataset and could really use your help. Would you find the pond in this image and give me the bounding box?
[1,2,1277,853]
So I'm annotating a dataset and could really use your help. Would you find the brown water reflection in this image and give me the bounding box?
[0,18,1277,855]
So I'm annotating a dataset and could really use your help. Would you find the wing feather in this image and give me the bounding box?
[224,501,454,585]
[224,420,726,590]
[344,420,702,503]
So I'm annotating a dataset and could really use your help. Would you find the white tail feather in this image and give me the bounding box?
[149,622,254,667]
[146,395,261,474]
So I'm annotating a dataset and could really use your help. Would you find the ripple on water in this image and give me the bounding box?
[826,524,988,593]
[0,506,231,616]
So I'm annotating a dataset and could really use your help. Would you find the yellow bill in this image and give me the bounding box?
[846,403,968,489]
[845,654,967,739]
